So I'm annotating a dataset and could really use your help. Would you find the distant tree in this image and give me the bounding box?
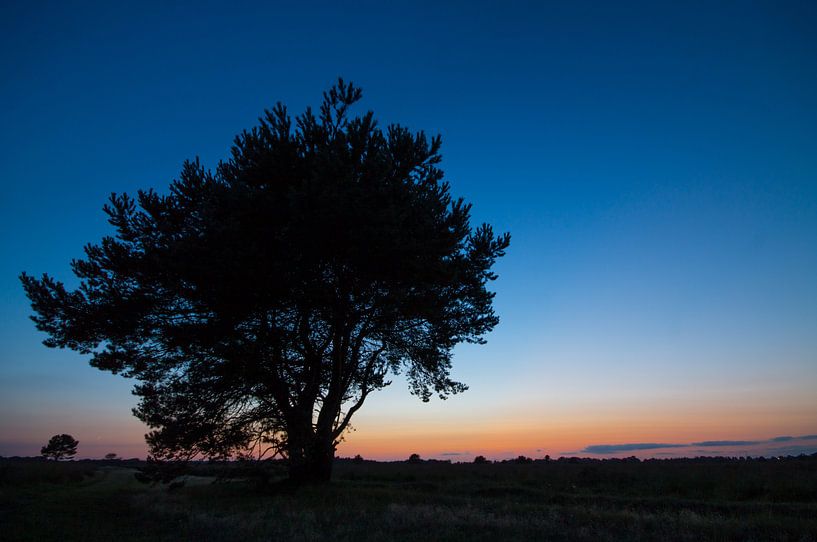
[41,434,78,461]
[515,455,532,464]
[473,455,488,464]
[104,453,118,460]
[353,454,364,463]
[408,453,422,463]
[20,79,509,483]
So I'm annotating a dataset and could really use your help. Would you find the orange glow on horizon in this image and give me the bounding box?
[3,391,815,460]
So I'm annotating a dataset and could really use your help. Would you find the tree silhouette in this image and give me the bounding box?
[41,434,78,461]
[21,79,509,483]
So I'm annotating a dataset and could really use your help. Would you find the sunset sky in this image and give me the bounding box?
[1,1,815,461]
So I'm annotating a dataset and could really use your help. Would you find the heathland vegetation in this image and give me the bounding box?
[2,454,816,541]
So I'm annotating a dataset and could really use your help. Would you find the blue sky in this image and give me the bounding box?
[1,1,815,459]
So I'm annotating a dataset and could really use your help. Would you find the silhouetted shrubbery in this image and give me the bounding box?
[0,457,96,486]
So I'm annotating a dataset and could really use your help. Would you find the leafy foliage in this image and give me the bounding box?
[41,434,79,461]
[21,79,509,480]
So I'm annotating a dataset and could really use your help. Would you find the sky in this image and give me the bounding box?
[1,0,815,461]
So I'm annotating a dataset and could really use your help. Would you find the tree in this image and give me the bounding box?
[104,453,118,460]
[21,79,510,483]
[473,455,488,464]
[41,434,79,461]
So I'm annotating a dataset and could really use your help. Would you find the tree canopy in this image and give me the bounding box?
[21,80,509,482]
[41,434,79,461]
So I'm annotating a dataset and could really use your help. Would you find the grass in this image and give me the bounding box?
[1,456,816,541]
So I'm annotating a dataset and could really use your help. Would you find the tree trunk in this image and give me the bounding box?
[287,431,335,483]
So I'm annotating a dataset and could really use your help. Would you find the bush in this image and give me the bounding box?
[0,458,96,486]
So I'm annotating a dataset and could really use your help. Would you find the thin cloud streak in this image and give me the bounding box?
[582,435,817,455]
[692,440,761,447]
[582,443,687,454]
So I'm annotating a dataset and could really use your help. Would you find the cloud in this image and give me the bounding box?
[691,440,760,447]
[440,452,464,456]
[582,443,686,454]
[579,433,817,456]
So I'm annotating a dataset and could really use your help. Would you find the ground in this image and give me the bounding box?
[1,456,816,541]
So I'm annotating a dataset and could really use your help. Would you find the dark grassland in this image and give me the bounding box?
[2,456,816,541]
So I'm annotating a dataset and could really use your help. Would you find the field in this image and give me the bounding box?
[2,456,816,541]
